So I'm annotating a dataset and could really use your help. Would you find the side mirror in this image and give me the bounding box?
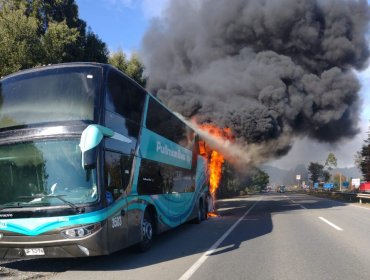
[80,125,114,170]
[83,147,97,170]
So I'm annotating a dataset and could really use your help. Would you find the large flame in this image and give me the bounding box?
[198,124,233,201]
[209,150,224,198]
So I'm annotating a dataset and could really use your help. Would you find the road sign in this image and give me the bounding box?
[352,178,361,188]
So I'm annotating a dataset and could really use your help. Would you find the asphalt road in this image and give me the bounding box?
[3,193,370,280]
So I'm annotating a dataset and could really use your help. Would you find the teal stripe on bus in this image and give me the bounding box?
[0,157,208,236]
[139,128,192,169]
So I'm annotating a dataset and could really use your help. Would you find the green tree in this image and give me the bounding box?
[322,170,331,182]
[108,49,128,72]
[356,122,370,181]
[126,53,146,87]
[0,0,108,77]
[0,2,42,76]
[24,0,87,60]
[325,152,337,171]
[250,169,269,191]
[41,20,79,64]
[308,162,324,183]
[109,50,147,87]
[83,29,108,63]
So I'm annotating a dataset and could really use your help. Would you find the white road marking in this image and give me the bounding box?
[318,217,343,231]
[298,204,307,210]
[290,200,307,209]
[178,198,261,280]
[289,197,343,231]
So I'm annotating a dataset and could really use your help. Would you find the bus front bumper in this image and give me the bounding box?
[0,226,109,258]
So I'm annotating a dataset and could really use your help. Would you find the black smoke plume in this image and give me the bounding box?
[142,0,370,166]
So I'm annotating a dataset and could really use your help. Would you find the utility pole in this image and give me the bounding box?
[296,174,301,189]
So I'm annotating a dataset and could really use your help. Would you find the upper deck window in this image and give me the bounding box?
[146,97,195,149]
[105,70,146,125]
[0,66,101,130]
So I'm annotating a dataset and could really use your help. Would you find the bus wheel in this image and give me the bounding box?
[194,201,204,224]
[204,202,208,220]
[138,210,153,252]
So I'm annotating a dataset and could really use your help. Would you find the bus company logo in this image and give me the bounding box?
[0,213,13,218]
[156,141,190,163]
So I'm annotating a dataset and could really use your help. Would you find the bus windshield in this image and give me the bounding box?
[0,139,98,209]
[0,66,101,130]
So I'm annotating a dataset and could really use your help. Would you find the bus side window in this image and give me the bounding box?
[120,154,134,192]
[146,97,189,148]
[104,151,123,201]
[137,159,164,195]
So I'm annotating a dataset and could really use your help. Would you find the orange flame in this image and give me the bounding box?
[209,150,224,197]
[198,124,234,202]
[207,212,220,218]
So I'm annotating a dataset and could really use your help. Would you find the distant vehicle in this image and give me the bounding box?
[323,183,334,191]
[277,185,285,193]
[359,182,370,193]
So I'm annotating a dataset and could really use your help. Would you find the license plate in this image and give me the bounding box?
[24,248,45,256]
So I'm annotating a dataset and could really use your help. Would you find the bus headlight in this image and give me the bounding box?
[61,223,101,239]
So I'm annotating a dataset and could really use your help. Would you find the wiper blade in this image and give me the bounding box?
[0,203,24,211]
[18,195,85,214]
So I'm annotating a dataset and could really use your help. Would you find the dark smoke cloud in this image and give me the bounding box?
[142,0,370,165]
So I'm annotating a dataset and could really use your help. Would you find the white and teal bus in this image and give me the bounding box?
[0,63,210,258]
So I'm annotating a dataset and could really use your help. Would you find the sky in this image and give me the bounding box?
[76,0,370,169]
[76,0,169,53]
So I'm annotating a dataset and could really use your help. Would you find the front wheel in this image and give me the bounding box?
[137,210,154,252]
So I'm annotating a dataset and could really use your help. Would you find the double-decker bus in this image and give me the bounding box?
[0,63,210,258]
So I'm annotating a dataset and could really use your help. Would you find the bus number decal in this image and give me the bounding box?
[112,216,122,228]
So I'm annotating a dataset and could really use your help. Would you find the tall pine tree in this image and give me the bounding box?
[109,50,147,87]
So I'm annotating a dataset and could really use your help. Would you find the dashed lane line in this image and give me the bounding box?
[178,197,261,280]
[318,216,343,231]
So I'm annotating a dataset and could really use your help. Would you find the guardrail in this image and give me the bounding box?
[331,192,357,202]
[305,191,357,202]
[357,193,370,204]
[306,190,370,204]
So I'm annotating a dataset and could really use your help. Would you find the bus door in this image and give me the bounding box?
[160,168,178,226]
[164,169,195,226]
[105,151,131,252]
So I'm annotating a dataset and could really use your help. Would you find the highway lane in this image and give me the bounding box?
[4,193,370,280]
[189,193,370,280]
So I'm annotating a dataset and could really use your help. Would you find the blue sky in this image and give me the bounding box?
[76,0,169,53]
[76,0,370,169]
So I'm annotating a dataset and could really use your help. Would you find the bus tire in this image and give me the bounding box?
[204,202,208,220]
[193,200,204,224]
[137,210,154,252]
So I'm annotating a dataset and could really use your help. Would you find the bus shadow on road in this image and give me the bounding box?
[1,192,351,275]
